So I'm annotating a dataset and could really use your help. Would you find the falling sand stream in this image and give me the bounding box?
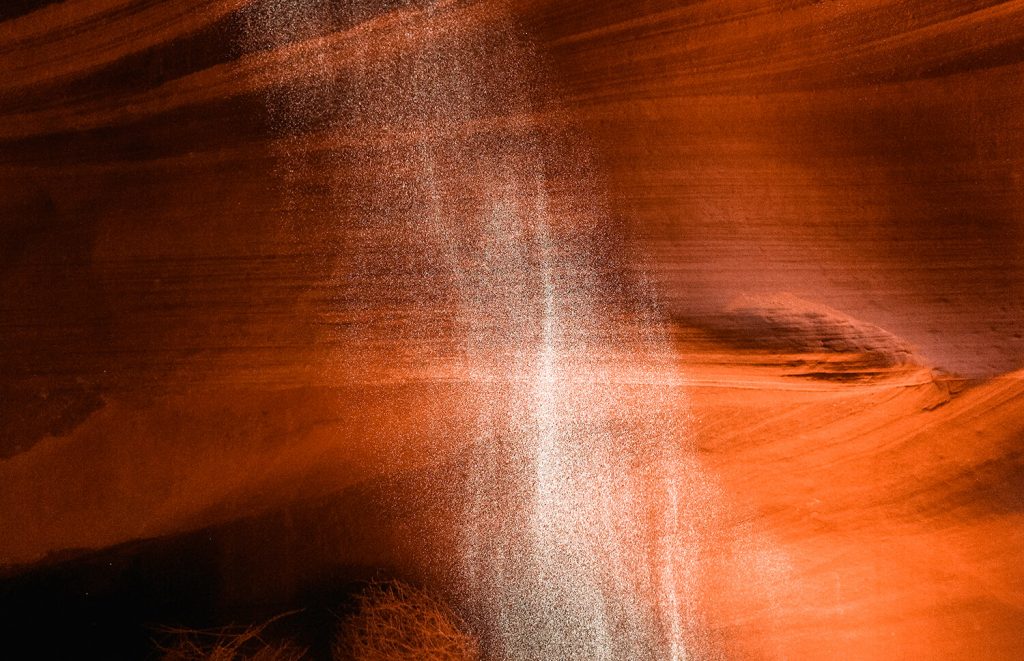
[243,1,715,658]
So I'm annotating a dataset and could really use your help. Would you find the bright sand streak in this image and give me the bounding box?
[244,1,702,657]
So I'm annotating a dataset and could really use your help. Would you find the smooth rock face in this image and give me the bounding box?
[1,1,1022,659]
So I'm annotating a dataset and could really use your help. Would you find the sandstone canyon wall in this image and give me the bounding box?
[1,1,1022,659]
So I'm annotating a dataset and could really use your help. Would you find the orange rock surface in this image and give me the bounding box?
[1,1,1022,658]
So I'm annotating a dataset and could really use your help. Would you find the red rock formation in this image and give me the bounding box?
[1,1,1022,658]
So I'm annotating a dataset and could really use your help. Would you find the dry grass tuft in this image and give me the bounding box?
[156,611,306,661]
[336,581,479,661]
[152,581,478,660]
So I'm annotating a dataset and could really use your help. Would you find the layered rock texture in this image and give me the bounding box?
[1,1,1022,659]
